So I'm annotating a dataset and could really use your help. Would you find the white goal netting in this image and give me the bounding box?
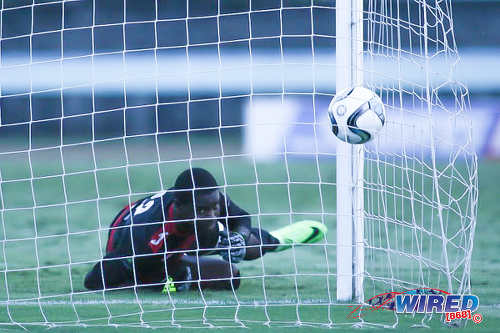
[0,0,477,329]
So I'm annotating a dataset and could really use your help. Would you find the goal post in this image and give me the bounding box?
[335,0,365,303]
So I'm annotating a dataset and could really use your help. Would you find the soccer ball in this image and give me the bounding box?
[328,86,386,144]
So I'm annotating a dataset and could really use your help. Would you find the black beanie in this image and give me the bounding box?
[174,168,218,203]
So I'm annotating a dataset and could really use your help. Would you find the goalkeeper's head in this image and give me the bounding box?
[173,168,221,248]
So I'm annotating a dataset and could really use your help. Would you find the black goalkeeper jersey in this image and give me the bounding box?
[104,188,251,280]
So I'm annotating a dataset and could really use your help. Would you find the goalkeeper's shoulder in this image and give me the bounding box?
[218,192,251,221]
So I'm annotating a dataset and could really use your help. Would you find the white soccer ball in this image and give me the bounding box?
[328,86,386,144]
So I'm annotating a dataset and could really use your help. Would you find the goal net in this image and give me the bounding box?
[0,0,477,329]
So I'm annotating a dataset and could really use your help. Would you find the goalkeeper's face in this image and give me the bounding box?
[174,190,221,245]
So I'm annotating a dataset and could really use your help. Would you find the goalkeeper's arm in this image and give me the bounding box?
[218,194,280,261]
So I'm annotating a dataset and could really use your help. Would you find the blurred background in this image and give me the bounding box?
[1,0,498,160]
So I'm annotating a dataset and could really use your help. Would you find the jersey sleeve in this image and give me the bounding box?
[219,192,252,241]
[107,192,172,258]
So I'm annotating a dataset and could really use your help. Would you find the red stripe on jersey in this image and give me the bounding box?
[148,202,195,256]
[106,204,132,253]
[168,203,174,220]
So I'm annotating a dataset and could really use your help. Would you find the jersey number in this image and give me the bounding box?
[150,232,168,246]
[134,199,155,216]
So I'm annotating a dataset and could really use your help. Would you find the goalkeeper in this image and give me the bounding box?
[84,168,326,291]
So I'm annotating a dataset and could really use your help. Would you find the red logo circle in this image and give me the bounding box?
[472,313,483,324]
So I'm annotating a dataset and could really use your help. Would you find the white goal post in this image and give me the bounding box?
[0,0,478,329]
[335,0,365,303]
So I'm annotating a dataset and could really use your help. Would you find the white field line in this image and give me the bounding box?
[3,299,500,309]
[3,298,331,306]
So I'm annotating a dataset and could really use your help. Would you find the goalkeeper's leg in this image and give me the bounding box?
[269,220,327,252]
[84,257,134,290]
[243,220,328,259]
[244,228,281,260]
[85,255,241,291]
[179,255,241,290]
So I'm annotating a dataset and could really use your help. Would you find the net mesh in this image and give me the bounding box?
[0,0,477,329]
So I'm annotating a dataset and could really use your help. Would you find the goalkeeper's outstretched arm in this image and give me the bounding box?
[219,193,280,261]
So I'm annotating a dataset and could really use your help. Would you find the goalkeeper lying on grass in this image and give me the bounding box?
[84,168,327,292]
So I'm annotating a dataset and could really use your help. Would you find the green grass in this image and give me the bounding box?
[0,141,497,332]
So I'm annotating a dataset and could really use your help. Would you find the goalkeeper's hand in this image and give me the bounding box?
[218,230,246,263]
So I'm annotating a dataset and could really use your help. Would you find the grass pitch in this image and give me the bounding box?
[0,144,498,332]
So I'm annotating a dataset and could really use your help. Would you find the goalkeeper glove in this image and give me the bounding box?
[218,230,246,263]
